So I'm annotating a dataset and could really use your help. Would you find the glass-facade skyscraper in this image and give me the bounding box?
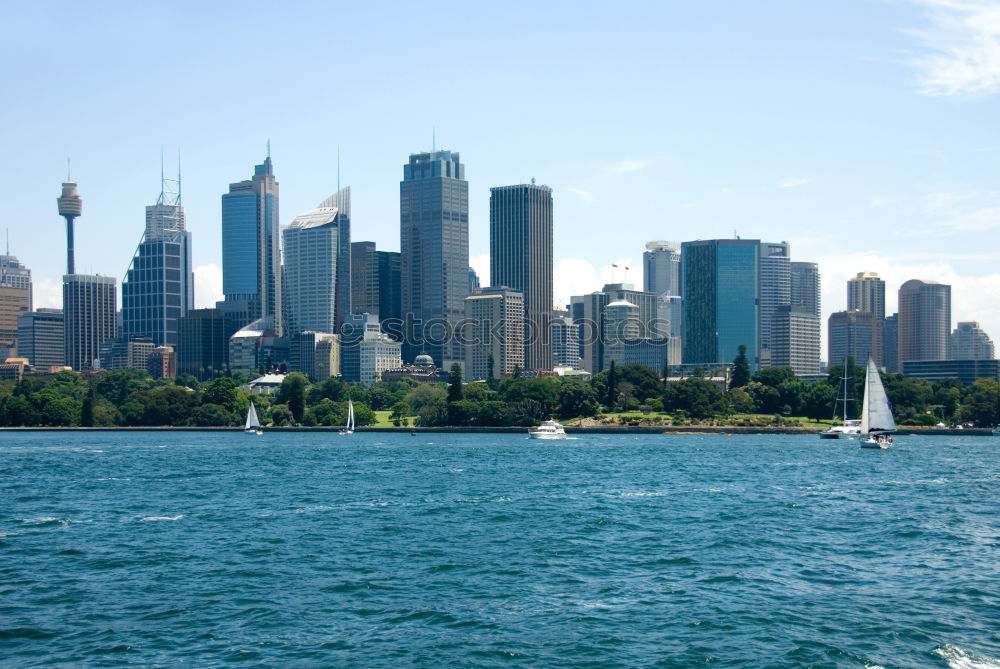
[121,178,194,348]
[282,187,351,336]
[400,150,468,367]
[682,239,760,370]
[898,279,951,363]
[221,155,281,332]
[490,183,553,371]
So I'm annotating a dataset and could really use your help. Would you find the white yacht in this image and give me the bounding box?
[528,420,567,439]
[819,419,861,439]
[859,358,897,449]
[244,402,263,435]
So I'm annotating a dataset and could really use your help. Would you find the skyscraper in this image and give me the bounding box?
[828,310,876,367]
[643,241,681,296]
[682,239,760,370]
[221,154,281,332]
[847,271,885,365]
[898,279,951,363]
[351,241,379,316]
[790,262,820,318]
[63,274,116,371]
[0,252,31,357]
[464,287,525,380]
[176,308,241,380]
[490,183,553,371]
[17,309,64,370]
[400,150,469,368]
[950,321,995,360]
[758,241,790,367]
[121,168,193,348]
[282,188,351,336]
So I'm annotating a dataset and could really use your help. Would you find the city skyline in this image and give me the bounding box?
[4,2,999,347]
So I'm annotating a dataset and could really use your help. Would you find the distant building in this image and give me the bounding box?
[551,312,580,370]
[63,274,116,371]
[758,241,790,368]
[340,313,401,385]
[883,313,899,373]
[468,267,481,295]
[771,305,821,375]
[0,286,31,358]
[790,262,820,318]
[382,353,448,385]
[898,279,951,363]
[350,242,401,334]
[290,331,339,381]
[176,308,240,380]
[147,346,176,379]
[17,308,64,370]
[101,336,156,371]
[283,189,351,336]
[220,154,281,332]
[228,318,273,373]
[121,175,194,349]
[902,359,999,385]
[682,239,760,371]
[490,183,553,371]
[602,299,668,373]
[315,334,340,379]
[464,287,525,380]
[847,271,885,366]
[950,321,994,360]
[400,150,468,367]
[828,310,876,367]
[643,241,681,296]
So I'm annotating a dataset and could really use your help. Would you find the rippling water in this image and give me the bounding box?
[2,431,999,667]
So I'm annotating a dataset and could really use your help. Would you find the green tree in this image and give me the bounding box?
[606,360,618,409]
[81,384,96,427]
[275,372,309,424]
[731,345,751,388]
[557,381,599,420]
[959,379,1000,426]
[201,377,242,414]
[269,404,295,426]
[801,382,837,420]
[95,368,152,406]
[665,377,729,419]
[447,363,463,403]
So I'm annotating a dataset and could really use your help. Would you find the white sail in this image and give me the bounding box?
[859,358,896,434]
[347,400,355,431]
[245,402,261,430]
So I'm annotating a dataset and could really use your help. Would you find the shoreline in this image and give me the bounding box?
[2,426,993,436]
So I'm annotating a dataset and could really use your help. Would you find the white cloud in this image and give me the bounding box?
[906,190,1000,235]
[908,0,1000,96]
[32,278,63,310]
[777,177,813,189]
[469,253,490,288]
[606,159,653,175]
[566,187,594,205]
[553,257,642,308]
[194,264,223,309]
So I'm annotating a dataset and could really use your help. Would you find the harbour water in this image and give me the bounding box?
[2,431,998,668]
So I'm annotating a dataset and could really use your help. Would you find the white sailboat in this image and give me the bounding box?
[339,399,355,435]
[859,358,896,449]
[819,360,860,439]
[244,401,263,435]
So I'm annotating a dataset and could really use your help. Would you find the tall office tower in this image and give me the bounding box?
[643,241,681,296]
[950,321,994,360]
[571,283,660,374]
[63,274,116,371]
[290,330,339,381]
[883,314,899,373]
[221,154,281,332]
[828,310,876,367]
[790,262,820,317]
[377,250,402,329]
[490,183,553,371]
[400,150,468,367]
[339,313,400,385]
[282,188,351,336]
[682,239,760,371]
[847,271,885,365]
[17,309,64,369]
[351,241,379,316]
[121,170,194,348]
[551,311,580,369]
[469,267,481,295]
[0,253,31,357]
[176,308,241,380]
[771,306,821,375]
[898,279,951,363]
[464,287,524,380]
[758,241,790,367]
[57,179,82,274]
[656,295,683,365]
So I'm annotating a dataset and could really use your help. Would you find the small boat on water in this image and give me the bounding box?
[859,358,896,449]
[528,420,567,439]
[339,399,355,436]
[820,361,858,439]
[244,401,263,435]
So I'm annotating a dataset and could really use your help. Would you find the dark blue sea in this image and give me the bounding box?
[2,432,998,668]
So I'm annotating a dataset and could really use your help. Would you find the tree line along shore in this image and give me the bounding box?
[0,357,997,430]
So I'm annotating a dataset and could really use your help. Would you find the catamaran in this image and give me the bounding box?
[339,399,355,435]
[859,358,896,449]
[244,401,263,435]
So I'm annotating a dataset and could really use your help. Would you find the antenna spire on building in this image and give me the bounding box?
[67,156,71,181]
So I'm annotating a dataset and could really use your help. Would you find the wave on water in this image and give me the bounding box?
[139,515,184,522]
[933,644,1000,669]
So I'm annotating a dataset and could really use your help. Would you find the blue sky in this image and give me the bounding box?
[5,0,1000,355]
